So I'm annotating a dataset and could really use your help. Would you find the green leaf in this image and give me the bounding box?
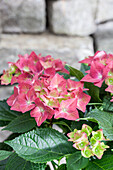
[3,112,36,133]
[0,150,12,161]
[71,120,91,131]
[0,158,8,170]
[5,153,46,170]
[57,164,66,170]
[68,65,84,80]
[85,151,113,170]
[84,109,113,140]
[53,121,72,131]
[99,82,108,100]
[58,72,70,80]
[103,96,113,112]
[0,143,12,151]
[0,121,10,127]
[45,165,50,170]
[80,63,90,76]
[5,128,75,163]
[67,151,89,170]
[0,100,21,121]
[84,82,101,102]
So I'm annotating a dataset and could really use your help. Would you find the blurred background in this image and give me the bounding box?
[0,0,113,139]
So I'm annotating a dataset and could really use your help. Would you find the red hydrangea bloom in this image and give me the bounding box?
[81,61,108,87]
[79,51,107,66]
[79,51,113,101]
[2,52,91,126]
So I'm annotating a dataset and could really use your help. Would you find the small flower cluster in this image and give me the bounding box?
[0,52,90,126]
[67,124,109,159]
[1,52,68,85]
[80,51,113,101]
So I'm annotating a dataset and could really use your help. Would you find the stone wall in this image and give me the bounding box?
[0,0,113,99]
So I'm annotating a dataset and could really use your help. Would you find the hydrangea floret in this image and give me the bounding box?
[67,124,109,159]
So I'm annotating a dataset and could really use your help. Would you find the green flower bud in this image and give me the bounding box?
[92,129,105,141]
[92,141,105,159]
[90,136,97,146]
[73,133,89,150]
[81,124,92,136]
[81,146,93,158]
[67,129,77,141]
[100,142,109,149]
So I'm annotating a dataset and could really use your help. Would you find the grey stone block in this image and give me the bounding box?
[48,0,97,36]
[0,86,14,100]
[95,22,113,53]
[96,0,113,23]
[0,0,46,33]
[0,33,94,73]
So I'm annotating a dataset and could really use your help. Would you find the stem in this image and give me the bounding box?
[87,103,103,106]
[53,122,72,131]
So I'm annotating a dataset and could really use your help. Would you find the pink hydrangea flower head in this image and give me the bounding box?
[81,61,108,87]
[79,51,107,66]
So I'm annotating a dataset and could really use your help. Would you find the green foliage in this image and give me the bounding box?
[0,143,12,152]
[57,164,66,170]
[5,128,75,163]
[0,100,21,121]
[5,153,46,170]
[0,150,12,161]
[67,151,89,170]
[0,159,8,170]
[84,82,102,102]
[80,63,90,76]
[84,109,113,140]
[68,65,84,80]
[3,112,36,133]
[103,96,113,112]
[0,121,10,127]
[85,152,113,170]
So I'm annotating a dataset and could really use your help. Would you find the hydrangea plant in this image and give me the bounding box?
[0,51,113,169]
